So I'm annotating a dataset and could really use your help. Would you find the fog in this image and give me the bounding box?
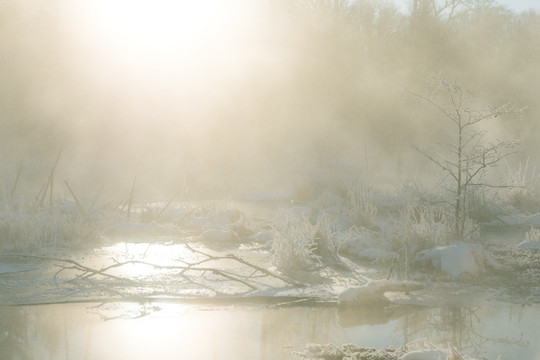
[1,0,539,201]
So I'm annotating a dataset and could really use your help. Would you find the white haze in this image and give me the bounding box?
[0,0,538,202]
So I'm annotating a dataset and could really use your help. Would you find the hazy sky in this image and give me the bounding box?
[484,0,540,11]
[494,0,540,11]
[393,0,540,13]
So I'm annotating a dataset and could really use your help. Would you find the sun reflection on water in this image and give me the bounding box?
[88,303,262,360]
[1,303,540,360]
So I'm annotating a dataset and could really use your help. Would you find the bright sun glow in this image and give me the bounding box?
[76,0,252,68]
[64,0,261,131]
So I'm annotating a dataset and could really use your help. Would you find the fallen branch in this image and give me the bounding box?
[184,243,304,287]
[226,253,304,287]
[53,257,134,284]
[3,246,304,301]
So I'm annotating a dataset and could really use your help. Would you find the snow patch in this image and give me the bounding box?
[415,242,496,277]
[517,240,540,251]
[399,349,448,360]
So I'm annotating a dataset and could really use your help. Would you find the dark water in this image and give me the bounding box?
[0,302,538,360]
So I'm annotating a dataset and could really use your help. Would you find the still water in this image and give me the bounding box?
[0,302,538,360]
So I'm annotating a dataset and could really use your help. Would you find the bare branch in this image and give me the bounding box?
[413,144,459,182]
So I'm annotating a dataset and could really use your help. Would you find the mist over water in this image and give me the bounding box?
[1,0,538,201]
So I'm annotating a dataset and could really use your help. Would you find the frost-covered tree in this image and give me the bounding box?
[412,73,520,240]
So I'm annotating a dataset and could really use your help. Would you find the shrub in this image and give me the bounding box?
[0,209,98,254]
[385,197,456,279]
[526,227,540,242]
[346,178,377,229]
[501,159,540,214]
[271,211,342,272]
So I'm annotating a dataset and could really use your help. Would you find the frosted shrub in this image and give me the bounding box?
[347,178,377,229]
[386,201,454,279]
[526,227,540,242]
[502,159,540,214]
[272,215,320,271]
[467,190,498,223]
[271,212,341,272]
[0,210,97,253]
[195,198,231,218]
[401,182,480,242]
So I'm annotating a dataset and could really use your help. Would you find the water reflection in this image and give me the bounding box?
[0,302,538,360]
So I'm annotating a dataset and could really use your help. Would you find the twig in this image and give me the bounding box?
[184,243,303,287]
[226,253,304,287]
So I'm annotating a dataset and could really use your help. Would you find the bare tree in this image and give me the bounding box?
[411,73,520,240]
[409,0,466,23]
